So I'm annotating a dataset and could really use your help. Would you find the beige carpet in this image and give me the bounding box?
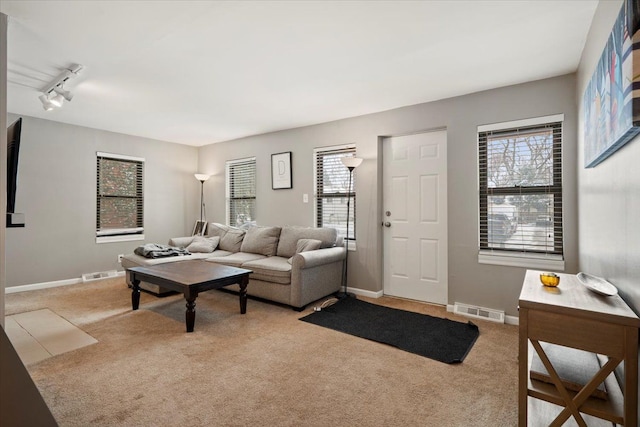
[6,278,518,426]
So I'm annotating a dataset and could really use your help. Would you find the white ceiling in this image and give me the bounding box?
[2,1,598,147]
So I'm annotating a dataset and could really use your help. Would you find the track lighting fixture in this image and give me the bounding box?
[38,64,83,111]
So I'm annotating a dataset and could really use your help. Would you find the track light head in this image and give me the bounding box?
[39,94,56,111]
[49,92,65,107]
[53,86,74,102]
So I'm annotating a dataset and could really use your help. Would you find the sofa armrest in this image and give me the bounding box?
[289,246,345,308]
[292,246,346,269]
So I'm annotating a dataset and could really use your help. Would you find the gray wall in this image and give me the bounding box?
[577,0,639,314]
[198,74,578,316]
[576,0,640,403]
[1,13,8,323]
[4,115,200,287]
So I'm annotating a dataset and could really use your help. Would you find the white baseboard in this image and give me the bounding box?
[504,315,519,326]
[446,304,519,325]
[347,287,384,298]
[5,271,125,294]
[349,290,520,325]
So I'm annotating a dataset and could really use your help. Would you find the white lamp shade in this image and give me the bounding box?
[194,173,210,182]
[341,157,363,169]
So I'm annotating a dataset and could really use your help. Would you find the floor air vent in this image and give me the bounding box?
[82,270,118,282]
[453,302,505,323]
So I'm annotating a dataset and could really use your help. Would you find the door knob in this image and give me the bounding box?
[384,222,391,227]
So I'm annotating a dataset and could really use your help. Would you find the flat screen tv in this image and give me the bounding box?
[7,117,24,227]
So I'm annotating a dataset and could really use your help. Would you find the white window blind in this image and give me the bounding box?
[96,152,144,240]
[226,157,256,227]
[314,145,356,240]
[478,118,563,257]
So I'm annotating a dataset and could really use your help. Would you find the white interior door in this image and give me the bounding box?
[383,130,447,304]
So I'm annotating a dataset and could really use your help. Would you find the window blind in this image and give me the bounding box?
[315,146,356,239]
[478,121,563,256]
[226,157,256,227]
[96,153,144,237]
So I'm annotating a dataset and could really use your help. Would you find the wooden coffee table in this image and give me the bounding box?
[127,260,252,332]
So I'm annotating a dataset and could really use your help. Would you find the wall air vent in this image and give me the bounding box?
[82,270,118,282]
[453,302,505,324]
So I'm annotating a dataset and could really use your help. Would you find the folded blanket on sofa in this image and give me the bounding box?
[134,243,190,259]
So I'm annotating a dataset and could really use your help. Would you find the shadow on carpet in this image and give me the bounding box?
[300,297,479,364]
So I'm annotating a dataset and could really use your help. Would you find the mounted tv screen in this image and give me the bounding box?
[7,117,24,227]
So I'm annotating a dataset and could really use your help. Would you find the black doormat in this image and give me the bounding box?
[300,297,479,364]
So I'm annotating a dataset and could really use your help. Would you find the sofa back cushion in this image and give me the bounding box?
[208,223,246,253]
[276,226,338,258]
[240,226,281,256]
[207,223,228,239]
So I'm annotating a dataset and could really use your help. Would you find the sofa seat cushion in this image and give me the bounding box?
[276,226,338,258]
[240,226,281,256]
[206,249,234,258]
[242,257,291,285]
[206,252,265,268]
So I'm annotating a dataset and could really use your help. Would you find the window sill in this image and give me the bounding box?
[96,234,145,244]
[478,250,564,271]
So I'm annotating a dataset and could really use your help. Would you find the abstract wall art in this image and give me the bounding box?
[583,0,640,167]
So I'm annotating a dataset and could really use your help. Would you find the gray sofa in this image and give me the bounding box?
[121,223,346,310]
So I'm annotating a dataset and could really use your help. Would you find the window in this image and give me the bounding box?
[478,114,564,269]
[96,152,144,243]
[226,157,256,227]
[314,145,356,241]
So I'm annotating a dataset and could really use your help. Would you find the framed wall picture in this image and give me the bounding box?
[583,0,640,167]
[192,220,207,236]
[271,151,292,189]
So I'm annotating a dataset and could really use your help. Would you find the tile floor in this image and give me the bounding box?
[5,309,97,365]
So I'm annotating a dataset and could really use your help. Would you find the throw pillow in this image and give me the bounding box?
[240,226,282,256]
[276,226,338,258]
[168,236,195,248]
[287,238,323,264]
[296,238,322,253]
[186,236,220,253]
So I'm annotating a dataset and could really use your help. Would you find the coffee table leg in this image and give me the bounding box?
[185,297,196,332]
[131,277,141,310]
[239,275,248,314]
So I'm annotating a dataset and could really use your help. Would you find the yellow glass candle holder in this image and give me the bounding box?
[540,273,560,287]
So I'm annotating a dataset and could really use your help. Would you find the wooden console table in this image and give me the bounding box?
[518,270,639,426]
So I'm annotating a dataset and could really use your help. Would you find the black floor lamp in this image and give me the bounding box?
[194,173,210,236]
[337,156,363,299]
